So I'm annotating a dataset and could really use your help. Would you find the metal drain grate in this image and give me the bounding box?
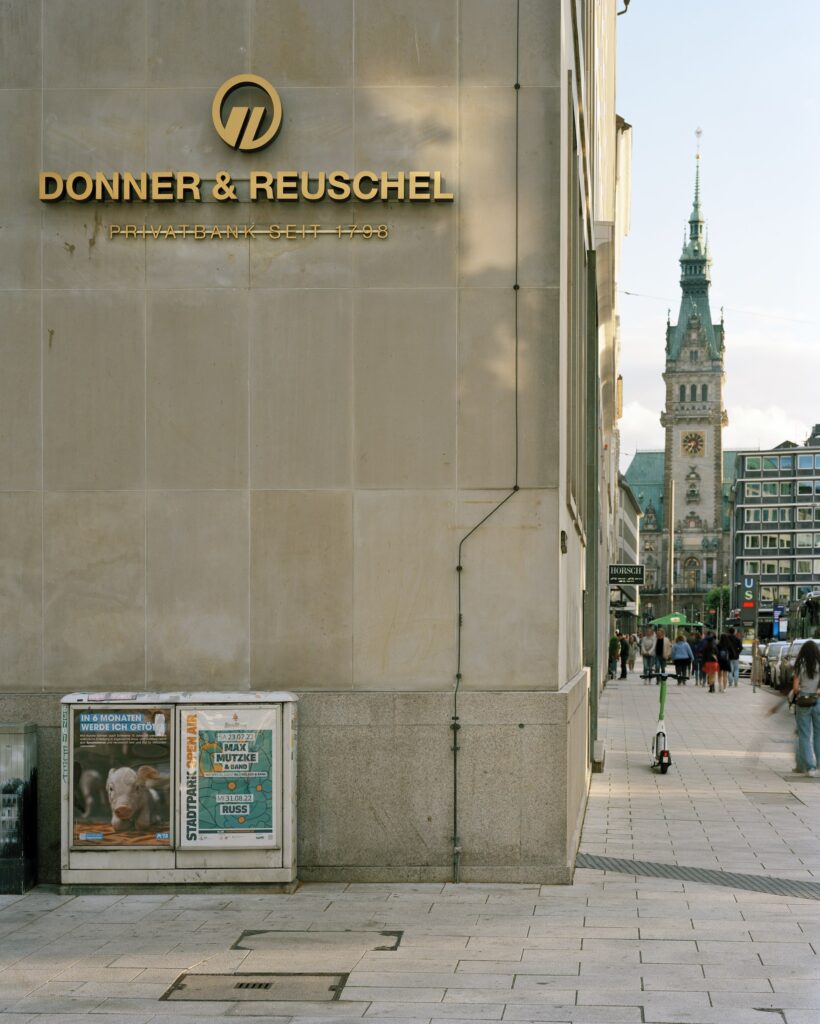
[163,973,347,1001]
[743,791,805,806]
[576,854,820,900]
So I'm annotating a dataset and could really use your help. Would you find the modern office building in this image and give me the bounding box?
[729,426,820,635]
[0,0,629,883]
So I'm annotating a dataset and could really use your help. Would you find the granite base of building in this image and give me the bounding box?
[4,674,589,886]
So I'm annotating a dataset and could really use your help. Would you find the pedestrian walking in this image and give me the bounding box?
[792,639,820,777]
[726,626,742,687]
[671,633,694,684]
[655,627,672,682]
[608,631,620,680]
[619,633,630,679]
[702,635,719,693]
[627,634,639,673]
[692,631,705,685]
[717,632,732,692]
[751,636,764,693]
[641,628,656,683]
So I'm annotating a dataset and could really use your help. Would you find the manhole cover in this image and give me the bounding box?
[743,791,805,806]
[164,973,346,1002]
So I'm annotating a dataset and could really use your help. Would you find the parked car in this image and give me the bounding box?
[777,638,818,690]
[738,643,753,677]
[763,641,790,687]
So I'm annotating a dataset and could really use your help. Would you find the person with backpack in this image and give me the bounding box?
[791,639,820,777]
[702,635,719,693]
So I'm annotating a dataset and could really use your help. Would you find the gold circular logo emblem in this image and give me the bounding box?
[212,75,283,152]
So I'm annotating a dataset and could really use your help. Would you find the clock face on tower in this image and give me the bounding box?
[681,431,706,456]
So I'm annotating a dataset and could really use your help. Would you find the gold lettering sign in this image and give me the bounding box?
[39,170,454,204]
[212,75,283,152]
[38,77,456,206]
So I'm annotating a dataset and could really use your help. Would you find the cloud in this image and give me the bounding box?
[723,406,811,451]
[619,400,813,472]
[619,401,664,468]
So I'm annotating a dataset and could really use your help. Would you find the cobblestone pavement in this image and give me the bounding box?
[0,672,818,1024]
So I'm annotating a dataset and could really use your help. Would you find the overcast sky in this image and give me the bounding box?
[616,1,820,471]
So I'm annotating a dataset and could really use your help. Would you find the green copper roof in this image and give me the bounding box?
[623,451,666,529]
[666,156,723,362]
[623,449,741,533]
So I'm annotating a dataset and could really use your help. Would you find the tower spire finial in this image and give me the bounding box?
[693,127,702,209]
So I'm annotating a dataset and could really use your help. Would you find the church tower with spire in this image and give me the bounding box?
[657,138,728,617]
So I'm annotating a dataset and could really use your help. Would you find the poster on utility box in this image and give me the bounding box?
[71,706,172,848]
[180,707,277,848]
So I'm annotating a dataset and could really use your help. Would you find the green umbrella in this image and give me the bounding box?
[649,613,704,628]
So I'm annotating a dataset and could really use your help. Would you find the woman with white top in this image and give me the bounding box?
[792,639,820,777]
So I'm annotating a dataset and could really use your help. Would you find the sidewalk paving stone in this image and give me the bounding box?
[1,672,819,1023]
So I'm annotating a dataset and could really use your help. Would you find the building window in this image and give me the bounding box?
[746,482,761,498]
[683,557,701,590]
[798,454,813,469]
[814,559,820,574]
[690,349,699,362]
[816,454,820,468]
[780,455,793,469]
[797,507,813,522]
[745,508,761,522]
[780,508,793,522]
[763,456,778,471]
[761,535,778,548]
[746,456,761,472]
[780,482,792,496]
[679,384,685,402]
[796,560,812,574]
[778,560,790,573]
[761,561,778,575]
[796,532,812,548]
[745,535,760,548]
[815,532,820,546]
[762,483,778,497]
[779,534,791,549]
[797,481,812,495]
[690,384,697,401]
[743,561,759,574]
[761,508,779,523]
[701,384,707,400]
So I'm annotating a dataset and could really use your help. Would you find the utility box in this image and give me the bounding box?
[61,693,296,885]
[0,723,38,894]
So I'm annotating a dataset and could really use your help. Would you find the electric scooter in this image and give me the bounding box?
[649,671,672,773]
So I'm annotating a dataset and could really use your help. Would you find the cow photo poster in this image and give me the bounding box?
[181,706,277,848]
[71,706,173,848]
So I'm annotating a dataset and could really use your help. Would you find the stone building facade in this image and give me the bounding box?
[0,0,628,884]
[626,160,732,621]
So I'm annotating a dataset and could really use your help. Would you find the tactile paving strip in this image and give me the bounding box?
[576,853,820,900]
